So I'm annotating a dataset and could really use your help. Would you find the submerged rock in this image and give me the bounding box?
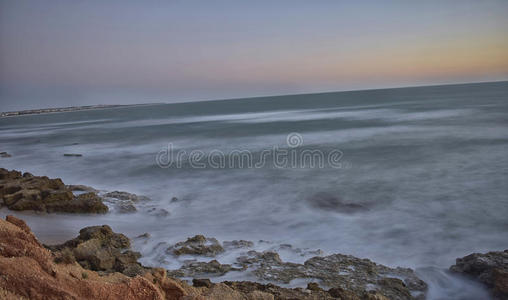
[103,191,150,202]
[308,192,368,213]
[147,207,170,217]
[116,202,137,213]
[0,168,108,214]
[168,235,225,257]
[136,233,151,239]
[450,249,508,299]
[0,151,11,158]
[63,153,83,157]
[223,240,254,249]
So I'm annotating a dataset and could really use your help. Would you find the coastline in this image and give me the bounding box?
[0,167,506,299]
[0,103,163,118]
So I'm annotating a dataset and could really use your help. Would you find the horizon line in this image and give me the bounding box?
[2,79,507,114]
[160,79,508,106]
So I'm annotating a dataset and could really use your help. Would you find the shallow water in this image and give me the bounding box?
[1,82,508,299]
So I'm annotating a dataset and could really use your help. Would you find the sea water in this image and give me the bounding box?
[1,81,507,299]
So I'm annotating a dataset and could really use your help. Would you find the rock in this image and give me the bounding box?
[0,169,21,180]
[223,240,254,249]
[169,259,243,277]
[63,153,83,157]
[116,202,137,213]
[307,282,322,291]
[147,207,170,217]
[225,281,344,300]
[450,249,508,299]
[67,184,98,193]
[202,283,274,300]
[5,215,32,233]
[0,215,191,300]
[0,152,11,158]
[193,278,213,288]
[236,251,426,300]
[103,191,150,202]
[168,259,240,277]
[45,192,108,213]
[0,168,108,214]
[136,232,151,239]
[76,225,130,248]
[0,214,430,300]
[168,235,225,257]
[237,251,283,266]
[48,225,143,277]
[308,192,368,213]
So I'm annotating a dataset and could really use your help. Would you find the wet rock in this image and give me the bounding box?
[103,191,150,202]
[237,251,283,266]
[308,192,368,213]
[147,207,170,217]
[48,225,147,277]
[236,251,426,300]
[193,278,213,288]
[136,233,151,239]
[0,168,108,214]
[450,249,508,299]
[223,240,254,249]
[116,202,137,213]
[67,184,98,193]
[168,260,240,277]
[307,282,322,291]
[46,192,108,213]
[168,235,224,257]
[0,151,11,158]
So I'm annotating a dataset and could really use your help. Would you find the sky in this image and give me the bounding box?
[1,0,508,111]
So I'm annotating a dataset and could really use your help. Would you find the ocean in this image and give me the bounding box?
[1,81,507,299]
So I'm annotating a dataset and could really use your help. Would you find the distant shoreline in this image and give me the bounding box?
[2,81,506,118]
[0,103,162,118]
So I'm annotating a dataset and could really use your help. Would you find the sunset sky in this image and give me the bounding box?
[1,0,508,110]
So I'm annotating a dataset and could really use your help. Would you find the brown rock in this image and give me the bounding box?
[193,278,213,288]
[169,235,224,257]
[0,215,185,300]
[49,225,139,276]
[0,168,108,214]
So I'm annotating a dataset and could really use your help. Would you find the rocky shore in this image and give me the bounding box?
[0,168,108,214]
[1,215,413,300]
[0,168,507,299]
